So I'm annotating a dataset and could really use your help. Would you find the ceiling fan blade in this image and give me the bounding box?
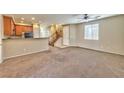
[72,14,80,17]
[88,15,101,19]
[95,16,101,18]
[77,15,101,22]
[77,18,84,19]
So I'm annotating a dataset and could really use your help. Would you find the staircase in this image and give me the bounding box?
[49,30,62,46]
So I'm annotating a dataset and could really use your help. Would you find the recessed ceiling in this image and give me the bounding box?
[5,14,117,26]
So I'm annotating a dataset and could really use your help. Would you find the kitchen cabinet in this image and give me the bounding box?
[3,16,33,36]
[3,16,12,36]
[15,25,33,36]
[15,25,23,36]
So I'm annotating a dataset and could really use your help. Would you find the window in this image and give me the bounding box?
[84,24,99,40]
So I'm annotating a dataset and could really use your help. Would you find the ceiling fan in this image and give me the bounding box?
[77,14,101,21]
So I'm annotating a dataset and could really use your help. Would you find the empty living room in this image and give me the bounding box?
[1,0,124,93]
[0,14,124,78]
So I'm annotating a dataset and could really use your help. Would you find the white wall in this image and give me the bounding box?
[76,15,124,55]
[54,37,63,47]
[0,15,3,63]
[69,24,77,46]
[3,38,49,59]
[33,24,40,38]
[63,25,70,46]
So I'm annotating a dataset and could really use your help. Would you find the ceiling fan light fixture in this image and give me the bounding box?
[84,14,88,19]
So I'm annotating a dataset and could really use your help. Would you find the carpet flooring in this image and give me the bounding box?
[0,47,124,78]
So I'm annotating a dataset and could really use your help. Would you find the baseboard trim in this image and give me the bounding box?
[2,46,124,62]
[54,45,69,48]
[3,48,49,61]
[76,46,124,56]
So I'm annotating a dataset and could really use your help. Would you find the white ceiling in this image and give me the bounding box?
[5,14,117,26]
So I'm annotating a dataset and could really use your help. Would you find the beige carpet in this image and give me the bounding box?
[0,47,124,78]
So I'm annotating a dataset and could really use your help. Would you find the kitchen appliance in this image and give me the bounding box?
[24,32,33,38]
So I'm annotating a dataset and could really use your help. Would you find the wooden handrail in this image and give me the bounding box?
[49,31,58,37]
[49,30,62,46]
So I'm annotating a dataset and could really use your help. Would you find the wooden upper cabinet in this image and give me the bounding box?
[15,25,33,36]
[3,16,33,36]
[25,26,33,32]
[15,25,23,36]
[3,16,12,36]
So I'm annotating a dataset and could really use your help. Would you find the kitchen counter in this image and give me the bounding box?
[2,36,49,40]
